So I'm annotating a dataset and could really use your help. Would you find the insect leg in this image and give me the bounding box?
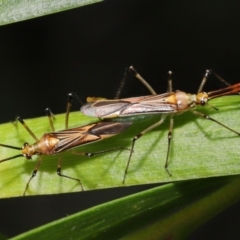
[123,115,167,184]
[168,71,173,92]
[115,66,157,99]
[16,116,39,142]
[57,157,84,191]
[129,66,157,95]
[197,70,211,93]
[71,147,128,157]
[114,67,129,99]
[65,92,83,129]
[193,110,240,135]
[23,157,42,196]
[165,116,173,176]
[197,69,234,94]
[45,108,55,132]
[17,109,56,141]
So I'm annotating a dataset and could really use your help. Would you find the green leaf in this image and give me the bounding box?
[0,95,240,197]
[0,0,102,26]
[11,176,240,239]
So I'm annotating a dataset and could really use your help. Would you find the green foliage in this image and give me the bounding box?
[0,96,240,197]
[11,176,240,239]
[0,0,102,26]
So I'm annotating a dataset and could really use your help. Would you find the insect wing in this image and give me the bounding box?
[118,102,177,116]
[49,121,131,153]
[81,100,130,118]
[48,123,99,153]
[81,95,161,118]
[81,92,177,118]
[90,121,132,136]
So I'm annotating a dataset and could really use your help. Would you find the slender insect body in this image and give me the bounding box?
[82,84,240,118]
[5,121,131,159]
[0,113,132,195]
[80,67,240,183]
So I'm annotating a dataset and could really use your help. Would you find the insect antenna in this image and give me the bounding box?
[0,143,23,163]
[212,71,232,87]
[0,121,30,164]
[206,103,219,111]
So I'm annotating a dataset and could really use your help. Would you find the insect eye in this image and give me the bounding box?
[23,153,32,160]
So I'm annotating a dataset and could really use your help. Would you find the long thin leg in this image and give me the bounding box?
[115,66,158,99]
[57,157,84,191]
[122,115,167,184]
[165,116,173,176]
[17,116,39,142]
[71,147,128,157]
[193,110,240,135]
[65,93,73,130]
[114,67,129,99]
[65,92,84,129]
[198,69,234,93]
[57,147,129,191]
[129,66,157,95]
[45,108,55,132]
[168,71,173,92]
[23,157,42,196]
[17,108,56,141]
[197,70,211,93]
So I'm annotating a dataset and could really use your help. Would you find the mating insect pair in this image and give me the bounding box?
[1,67,240,196]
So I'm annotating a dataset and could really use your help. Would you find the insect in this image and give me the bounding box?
[81,67,240,183]
[0,108,131,196]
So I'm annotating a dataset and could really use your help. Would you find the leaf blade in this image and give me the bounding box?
[0,0,102,26]
[11,176,240,240]
[0,96,240,197]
